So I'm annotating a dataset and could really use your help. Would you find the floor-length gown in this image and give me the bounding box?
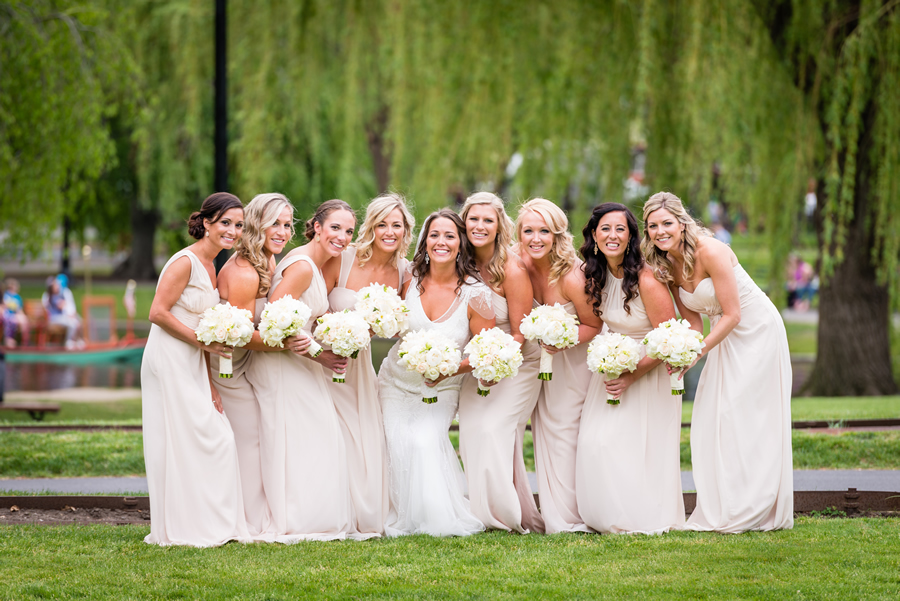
[326,248,397,537]
[575,271,684,534]
[378,278,489,537]
[531,301,592,534]
[141,249,251,547]
[211,298,274,538]
[680,264,793,532]
[245,252,353,542]
[458,291,544,533]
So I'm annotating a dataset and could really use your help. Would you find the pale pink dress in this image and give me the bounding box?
[458,291,544,533]
[530,301,592,533]
[680,264,793,532]
[141,249,251,547]
[326,249,403,537]
[245,251,353,542]
[210,297,274,538]
[575,271,684,534]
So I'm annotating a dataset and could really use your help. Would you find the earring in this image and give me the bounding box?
[425,254,430,264]
[205,230,209,237]
[626,244,630,255]
[456,253,460,263]
[315,233,320,242]
[593,244,598,256]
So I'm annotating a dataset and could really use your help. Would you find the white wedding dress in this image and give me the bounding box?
[378,277,492,537]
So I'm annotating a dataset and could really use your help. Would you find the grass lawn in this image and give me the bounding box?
[0,398,143,425]
[0,518,897,600]
[682,395,900,424]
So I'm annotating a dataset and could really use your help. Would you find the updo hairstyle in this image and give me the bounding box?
[304,199,355,241]
[188,192,243,240]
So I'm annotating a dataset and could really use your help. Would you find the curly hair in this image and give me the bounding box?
[352,193,415,269]
[579,203,643,316]
[187,192,243,240]
[459,191,515,290]
[411,209,481,294]
[304,199,355,241]
[641,191,712,285]
[234,193,294,296]
[514,198,577,287]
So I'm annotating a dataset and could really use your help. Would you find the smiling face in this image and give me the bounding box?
[425,216,460,265]
[263,206,293,257]
[518,211,554,261]
[645,207,684,253]
[315,208,356,258]
[465,204,499,249]
[373,207,406,256]
[593,211,630,263]
[205,208,244,251]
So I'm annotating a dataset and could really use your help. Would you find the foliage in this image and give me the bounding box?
[1,520,899,599]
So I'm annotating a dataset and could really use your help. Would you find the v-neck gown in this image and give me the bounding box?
[680,264,793,532]
[245,252,353,542]
[141,249,251,547]
[575,271,684,534]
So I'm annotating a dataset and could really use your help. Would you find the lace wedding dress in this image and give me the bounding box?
[378,277,492,537]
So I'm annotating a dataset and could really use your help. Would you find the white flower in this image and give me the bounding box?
[642,318,705,368]
[397,329,462,381]
[520,304,579,349]
[258,295,314,348]
[463,327,524,384]
[315,309,372,358]
[586,332,641,378]
[355,284,411,338]
[196,303,255,348]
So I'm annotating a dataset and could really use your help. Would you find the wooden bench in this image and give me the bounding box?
[0,402,62,421]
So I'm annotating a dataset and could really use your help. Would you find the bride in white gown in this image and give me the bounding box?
[378,209,495,537]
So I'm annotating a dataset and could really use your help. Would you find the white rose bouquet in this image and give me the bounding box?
[315,310,372,383]
[519,303,580,381]
[195,303,255,378]
[586,332,642,404]
[463,328,524,397]
[258,295,323,357]
[354,283,410,338]
[397,329,462,403]
[642,318,705,395]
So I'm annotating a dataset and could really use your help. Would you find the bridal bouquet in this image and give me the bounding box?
[642,318,705,395]
[315,310,372,383]
[586,332,642,404]
[397,329,462,403]
[195,303,255,378]
[354,283,410,338]
[519,303,580,381]
[463,328,524,397]
[258,295,323,357]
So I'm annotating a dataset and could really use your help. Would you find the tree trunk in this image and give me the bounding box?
[366,106,391,193]
[112,199,158,281]
[806,101,898,396]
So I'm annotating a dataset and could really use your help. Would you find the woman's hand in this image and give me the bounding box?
[477,378,498,389]
[203,342,233,359]
[210,386,224,414]
[666,351,703,379]
[285,334,312,356]
[313,350,348,374]
[540,343,564,355]
[425,373,454,387]
[604,372,637,400]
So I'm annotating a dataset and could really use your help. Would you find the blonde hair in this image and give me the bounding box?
[235,193,295,296]
[515,198,577,287]
[353,193,415,268]
[641,191,712,285]
[460,192,514,290]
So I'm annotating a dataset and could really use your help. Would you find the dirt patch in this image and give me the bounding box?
[0,506,149,525]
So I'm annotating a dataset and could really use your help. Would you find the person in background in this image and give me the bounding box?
[42,275,82,349]
[3,278,29,347]
[786,254,816,312]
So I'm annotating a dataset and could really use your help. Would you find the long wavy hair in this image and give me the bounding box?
[641,191,712,285]
[304,199,355,241]
[234,193,294,296]
[580,203,643,316]
[459,191,515,290]
[515,198,577,287]
[353,193,415,268]
[411,209,481,294]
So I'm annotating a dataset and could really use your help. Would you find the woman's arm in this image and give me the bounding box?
[503,255,534,347]
[693,239,741,358]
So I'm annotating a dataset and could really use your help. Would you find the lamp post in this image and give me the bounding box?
[214,0,229,273]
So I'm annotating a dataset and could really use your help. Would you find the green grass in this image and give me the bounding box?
[0,519,897,600]
[682,395,900,424]
[785,322,817,355]
[0,399,143,424]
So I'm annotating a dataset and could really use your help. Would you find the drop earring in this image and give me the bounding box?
[425,254,430,264]
[205,230,209,237]
[626,244,630,255]
[593,244,598,256]
[315,233,320,242]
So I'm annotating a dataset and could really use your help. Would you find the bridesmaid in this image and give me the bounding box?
[212,193,299,538]
[323,192,415,537]
[574,203,684,534]
[246,199,356,542]
[141,192,251,546]
[515,198,602,534]
[642,191,793,533]
[457,192,544,534]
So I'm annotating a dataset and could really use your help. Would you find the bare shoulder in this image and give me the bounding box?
[638,265,668,293]
[697,236,737,266]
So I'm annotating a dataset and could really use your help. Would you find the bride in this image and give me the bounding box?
[378,209,495,537]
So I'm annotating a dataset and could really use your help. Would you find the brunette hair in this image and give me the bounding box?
[641,191,712,285]
[304,199,355,241]
[187,193,243,240]
[411,209,481,294]
[580,203,643,316]
[459,191,515,290]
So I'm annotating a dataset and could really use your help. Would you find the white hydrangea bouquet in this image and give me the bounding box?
[195,303,255,378]
[315,309,372,383]
[397,329,462,403]
[519,303,580,381]
[463,328,524,397]
[354,283,410,338]
[258,295,323,357]
[642,318,705,395]
[586,332,642,404]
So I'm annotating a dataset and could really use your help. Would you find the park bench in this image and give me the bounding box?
[0,402,61,421]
